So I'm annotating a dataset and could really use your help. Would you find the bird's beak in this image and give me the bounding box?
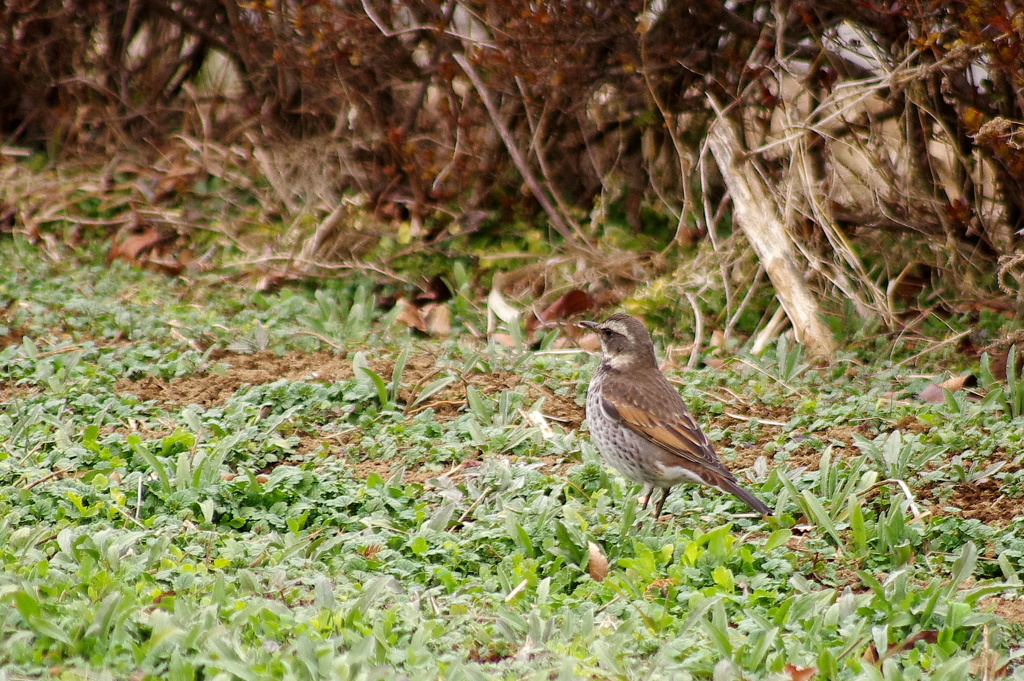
[578,320,599,331]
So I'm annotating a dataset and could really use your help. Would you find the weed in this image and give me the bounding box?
[0,244,1020,679]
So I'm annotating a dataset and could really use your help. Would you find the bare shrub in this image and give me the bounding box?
[2,1,1022,321]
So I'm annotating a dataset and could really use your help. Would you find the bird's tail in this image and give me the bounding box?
[716,476,773,516]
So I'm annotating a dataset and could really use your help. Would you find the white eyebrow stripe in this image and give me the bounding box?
[602,321,630,336]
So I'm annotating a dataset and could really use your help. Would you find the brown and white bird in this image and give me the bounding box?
[581,313,771,518]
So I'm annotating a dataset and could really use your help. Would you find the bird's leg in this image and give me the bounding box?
[634,486,657,531]
[653,487,670,519]
[641,485,654,510]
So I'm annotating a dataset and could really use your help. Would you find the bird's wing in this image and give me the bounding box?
[600,375,725,470]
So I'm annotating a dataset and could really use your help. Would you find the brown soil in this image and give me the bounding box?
[112,348,585,484]
[89,348,1024,528]
[116,348,586,424]
[116,351,360,407]
[349,450,494,486]
[0,325,26,349]
[711,406,868,473]
[935,480,1024,526]
[706,400,1024,526]
[981,596,1024,625]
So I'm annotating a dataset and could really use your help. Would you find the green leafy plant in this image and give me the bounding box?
[1,243,1022,680]
[980,347,1024,419]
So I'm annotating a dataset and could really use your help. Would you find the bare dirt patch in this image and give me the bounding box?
[112,348,586,483]
[981,596,1024,625]
[401,363,584,429]
[940,480,1024,526]
[893,414,934,434]
[919,447,1024,523]
[730,446,777,470]
[116,351,359,406]
[539,392,585,430]
[0,325,26,349]
[350,451,495,486]
[712,405,871,473]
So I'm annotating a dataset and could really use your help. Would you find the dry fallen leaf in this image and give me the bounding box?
[990,341,1024,381]
[394,298,428,333]
[866,630,938,665]
[918,374,971,404]
[107,225,189,275]
[487,273,521,332]
[394,297,451,337]
[784,664,817,681]
[108,227,166,263]
[425,304,451,336]
[491,332,517,348]
[587,541,608,582]
[971,649,1007,679]
[530,289,597,331]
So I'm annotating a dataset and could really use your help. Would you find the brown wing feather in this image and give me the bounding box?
[600,368,727,471]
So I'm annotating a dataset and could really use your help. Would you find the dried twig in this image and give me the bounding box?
[452,53,593,254]
[23,468,70,491]
[684,292,704,370]
[707,97,836,359]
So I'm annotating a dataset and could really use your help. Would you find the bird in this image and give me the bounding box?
[580,313,772,518]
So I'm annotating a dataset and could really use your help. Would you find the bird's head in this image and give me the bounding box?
[579,313,658,369]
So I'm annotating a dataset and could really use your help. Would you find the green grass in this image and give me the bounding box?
[2,241,1024,680]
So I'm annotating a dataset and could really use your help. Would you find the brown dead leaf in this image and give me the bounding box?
[425,304,451,336]
[918,374,972,404]
[530,289,597,331]
[645,578,675,597]
[971,649,1008,679]
[587,542,608,582]
[870,630,938,663]
[991,342,1024,381]
[917,384,946,404]
[107,225,188,275]
[396,299,452,336]
[491,333,517,347]
[704,357,726,369]
[395,298,428,334]
[108,227,167,264]
[784,664,817,681]
[153,167,204,202]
